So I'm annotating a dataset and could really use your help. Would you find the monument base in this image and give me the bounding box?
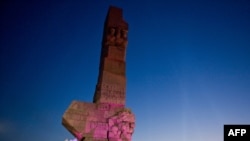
[62,101,135,141]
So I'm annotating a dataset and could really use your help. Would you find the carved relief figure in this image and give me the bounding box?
[109,126,122,140]
[121,29,128,39]
[108,110,135,141]
[105,27,116,46]
[115,28,128,47]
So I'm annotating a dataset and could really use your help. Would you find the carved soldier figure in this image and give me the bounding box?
[105,27,116,46]
[109,125,121,140]
[121,29,128,39]
[115,28,128,47]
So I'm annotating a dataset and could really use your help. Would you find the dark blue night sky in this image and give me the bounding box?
[1,0,250,141]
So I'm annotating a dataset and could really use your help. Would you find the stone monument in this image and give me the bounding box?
[62,6,135,141]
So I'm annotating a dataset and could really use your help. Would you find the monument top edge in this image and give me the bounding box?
[105,5,128,29]
[108,5,123,11]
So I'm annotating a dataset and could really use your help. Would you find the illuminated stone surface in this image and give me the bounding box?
[62,6,135,141]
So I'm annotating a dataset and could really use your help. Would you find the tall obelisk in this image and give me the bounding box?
[62,6,135,141]
[93,6,128,106]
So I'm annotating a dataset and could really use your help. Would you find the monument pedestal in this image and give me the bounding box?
[62,101,135,141]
